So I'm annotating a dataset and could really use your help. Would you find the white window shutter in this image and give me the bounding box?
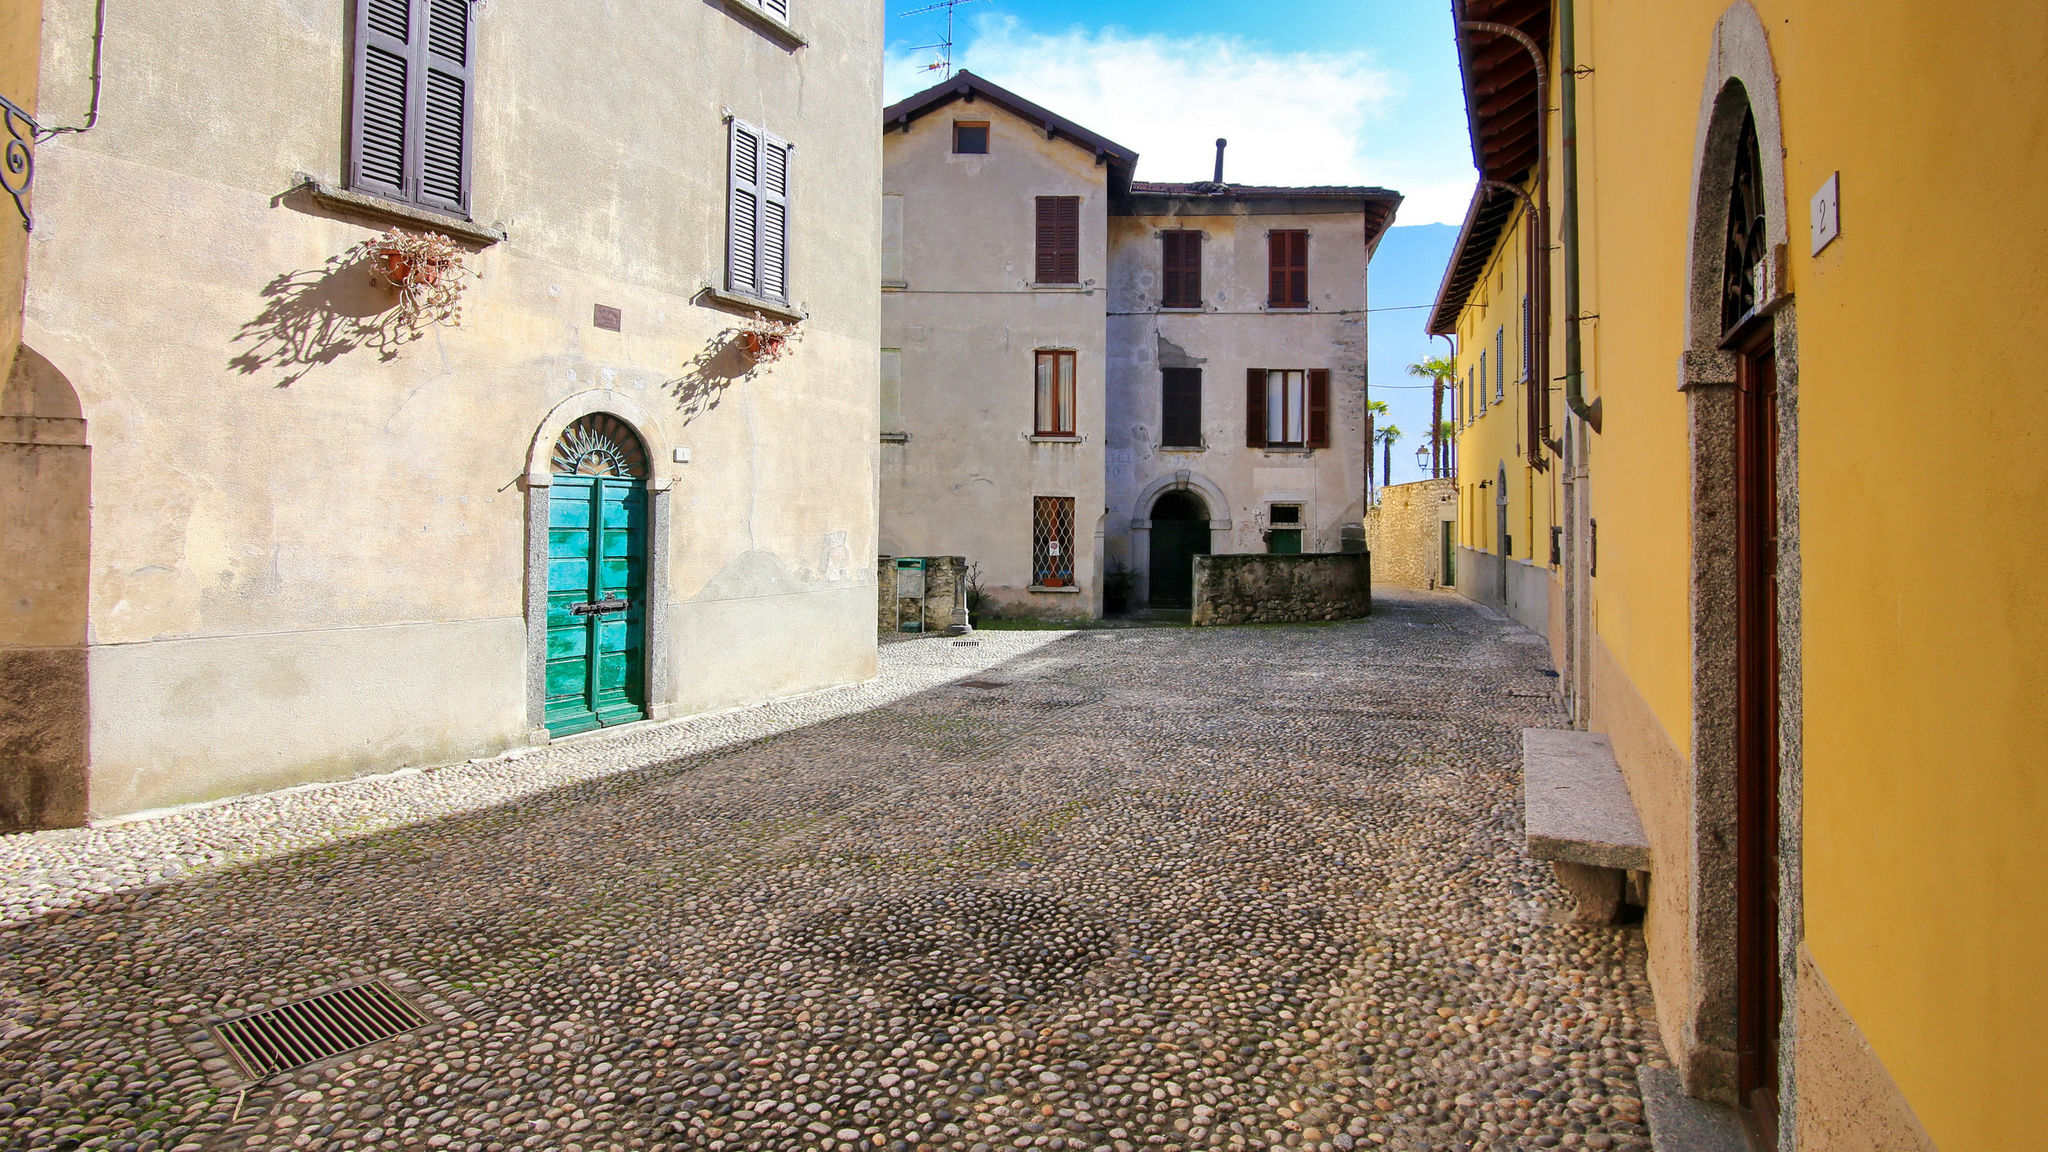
[757,0,789,20]
[729,119,763,297]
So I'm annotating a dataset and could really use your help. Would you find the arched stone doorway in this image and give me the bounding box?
[0,346,91,830]
[1147,490,1211,609]
[1679,6,1802,1142]
[524,393,674,742]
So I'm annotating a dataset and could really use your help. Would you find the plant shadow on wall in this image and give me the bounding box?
[228,230,476,388]
[666,313,803,426]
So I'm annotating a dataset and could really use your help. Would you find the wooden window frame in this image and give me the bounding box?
[1034,350,1077,436]
[1160,366,1202,448]
[349,0,476,217]
[1246,367,1329,449]
[1495,326,1506,401]
[953,120,990,155]
[1161,230,1202,309]
[1267,229,1309,309]
[1035,196,1081,285]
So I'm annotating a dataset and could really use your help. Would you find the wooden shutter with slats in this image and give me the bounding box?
[1307,369,1330,448]
[1036,196,1080,284]
[1246,369,1267,447]
[1161,368,1202,447]
[417,0,472,214]
[350,0,472,214]
[759,130,792,302]
[729,120,762,296]
[1162,231,1201,308]
[1268,230,1308,307]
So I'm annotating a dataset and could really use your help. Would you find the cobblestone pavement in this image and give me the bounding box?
[0,590,1662,1152]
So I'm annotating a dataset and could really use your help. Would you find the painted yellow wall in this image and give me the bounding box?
[1451,202,1557,565]
[1574,1,2048,1147]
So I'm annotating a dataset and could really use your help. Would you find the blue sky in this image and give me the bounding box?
[885,0,1472,486]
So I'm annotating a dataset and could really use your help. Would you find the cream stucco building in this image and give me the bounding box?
[1,0,884,829]
[880,73,1399,617]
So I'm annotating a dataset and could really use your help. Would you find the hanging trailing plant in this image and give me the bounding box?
[364,229,474,335]
[733,314,803,364]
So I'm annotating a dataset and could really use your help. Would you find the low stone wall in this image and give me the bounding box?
[877,555,966,634]
[1192,553,1371,626]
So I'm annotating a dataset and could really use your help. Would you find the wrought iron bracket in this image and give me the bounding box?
[1,94,38,233]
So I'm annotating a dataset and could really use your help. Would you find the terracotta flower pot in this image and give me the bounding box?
[380,250,412,284]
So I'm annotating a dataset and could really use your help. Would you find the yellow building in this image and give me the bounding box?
[1433,1,2046,1148]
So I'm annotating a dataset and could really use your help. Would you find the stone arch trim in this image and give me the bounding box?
[525,390,676,490]
[1128,469,1232,531]
[1677,4,1804,1138]
[522,392,675,742]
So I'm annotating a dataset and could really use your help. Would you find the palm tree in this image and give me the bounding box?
[1437,420,1457,475]
[1365,399,1390,498]
[1375,424,1403,493]
[1407,355,1457,478]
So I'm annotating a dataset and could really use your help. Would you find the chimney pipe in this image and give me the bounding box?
[1213,138,1227,184]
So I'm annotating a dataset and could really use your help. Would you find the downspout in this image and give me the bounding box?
[1461,19,1553,468]
[1559,0,1600,432]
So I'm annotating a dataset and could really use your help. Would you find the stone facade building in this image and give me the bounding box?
[880,73,1399,618]
[1365,478,1456,589]
[3,0,884,828]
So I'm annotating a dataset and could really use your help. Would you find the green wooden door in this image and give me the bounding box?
[545,476,648,736]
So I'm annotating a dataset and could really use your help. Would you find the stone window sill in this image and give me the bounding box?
[1028,434,1083,444]
[1029,283,1089,292]
[720,0,806,48]
[1158,305,1204,313]
[701,285,805,322]
[882,279,909,291]
[881,431,910,443]
[295,177,506,245]
[1028,585,1082,594]
[1159,443,1205,452]
[1261,446,1316,456]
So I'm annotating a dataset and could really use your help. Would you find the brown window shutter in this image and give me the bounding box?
[1162,232,1201,308]
[1246,368,1267,447]
[1036,197,1055,282]
[1267,232,1286,306]
[1161,367,1201,447]
[1161,233,1180,306]
[1291,232,1308,305]
[1037,196,1079,283]
[1307,369,1331,447]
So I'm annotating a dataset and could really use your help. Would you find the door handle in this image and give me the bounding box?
[570,596,629,616]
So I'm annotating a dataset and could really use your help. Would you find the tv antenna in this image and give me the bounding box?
[897,0,991,78]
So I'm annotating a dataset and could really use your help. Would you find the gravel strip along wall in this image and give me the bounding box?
[1192,553,1372,625]
[0,591,1665,1152]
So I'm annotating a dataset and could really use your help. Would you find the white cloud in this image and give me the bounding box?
[885,17,1477,226]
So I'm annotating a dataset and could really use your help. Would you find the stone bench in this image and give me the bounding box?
[1521,729,1652,923]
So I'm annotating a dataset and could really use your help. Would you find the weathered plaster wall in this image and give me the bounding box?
[1106,203,1370,607]
[1366,478,1454,588]
[0,0,34,383]
[1191,553,1369,626]
[22,0,883,818]
[879,105,1107,620]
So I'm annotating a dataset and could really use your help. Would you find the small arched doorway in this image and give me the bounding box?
[543,413,651,736]
[1147,490,1211,609]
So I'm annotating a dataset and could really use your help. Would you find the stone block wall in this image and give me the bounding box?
[877,555,966,634]
[1366,478,1456,589]
[1191,553,1371,626]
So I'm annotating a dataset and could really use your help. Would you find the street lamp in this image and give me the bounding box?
[1414,443,1431,475]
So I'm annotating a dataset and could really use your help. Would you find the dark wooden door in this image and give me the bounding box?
[1147,501,1210,610]
[545,476,648,736]
[1734,322,1781,1145]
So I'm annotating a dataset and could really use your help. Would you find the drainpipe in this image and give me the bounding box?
[1461,19,1553,469]
[1558,0,1600,433]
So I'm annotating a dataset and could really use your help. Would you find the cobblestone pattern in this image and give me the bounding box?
[0,590,1663,1152]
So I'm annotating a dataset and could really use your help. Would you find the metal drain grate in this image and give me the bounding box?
[209,980,432,1078]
